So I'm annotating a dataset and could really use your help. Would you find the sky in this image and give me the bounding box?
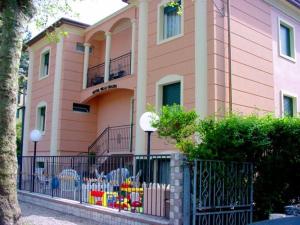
[29,0,127,36]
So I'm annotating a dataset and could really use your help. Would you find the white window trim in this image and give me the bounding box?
[280,90,298,117]
[156,74,184,111]
[36,101,47,134]
[39,46,51,80]
[278,17,296,63]
[157,0,184,45]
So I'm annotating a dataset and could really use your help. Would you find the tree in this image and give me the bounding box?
[0,1,78,224]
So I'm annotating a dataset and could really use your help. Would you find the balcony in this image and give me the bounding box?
[86,52,131,88]
[87,63,105,87]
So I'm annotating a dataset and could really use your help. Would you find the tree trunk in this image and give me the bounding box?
[0,1,32,224]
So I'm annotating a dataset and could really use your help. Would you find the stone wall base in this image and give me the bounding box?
[18,190,170,225]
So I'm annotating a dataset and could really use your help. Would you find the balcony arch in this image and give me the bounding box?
[108,18,133,80]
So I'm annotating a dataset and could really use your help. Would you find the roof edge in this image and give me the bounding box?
[27,18,90,47]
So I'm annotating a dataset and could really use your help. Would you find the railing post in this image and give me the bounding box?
[129,123,133,153]
[118,157,123,212]
[51,156,54,198]
[80,156,83,204]
[107,127,110,153]
[183,161,191,225]
[30,156,33,192]
[18,156,22,190]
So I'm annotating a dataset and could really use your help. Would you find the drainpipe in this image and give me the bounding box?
[227,0,233,114]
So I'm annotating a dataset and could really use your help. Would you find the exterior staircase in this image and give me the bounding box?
[88,125,134,157]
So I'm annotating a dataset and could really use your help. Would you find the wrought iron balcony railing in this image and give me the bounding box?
[109,52,131,81]
[86,52,132,88]
[87,63,105,88]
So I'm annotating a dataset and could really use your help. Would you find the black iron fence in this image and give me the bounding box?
[87,63,105,88]
[88,125,133,156]
[18,154,170,218]
[190,159,254,225]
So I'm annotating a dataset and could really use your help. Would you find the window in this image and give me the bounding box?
[164,1,181,39]
[40,49,50,78]
[283,95,296,117]
[279,19,295,61]
[76,43,93,53]
[162,82,181,106]
[158,0,183,43]
[156,75,183,109]
[73,103,90,113]
[37,104,46,132]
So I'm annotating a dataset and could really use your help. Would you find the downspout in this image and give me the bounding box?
[227,0,233,114]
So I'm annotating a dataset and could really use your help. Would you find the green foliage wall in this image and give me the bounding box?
[153,105,300,220]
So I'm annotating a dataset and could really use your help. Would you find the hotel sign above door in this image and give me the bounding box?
[92,84,117,95]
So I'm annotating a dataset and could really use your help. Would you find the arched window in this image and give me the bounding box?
[36,101,47,133]
[156,74,184,110]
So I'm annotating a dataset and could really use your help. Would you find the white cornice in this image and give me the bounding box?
[85,4,134,32]
[264,0,300,22]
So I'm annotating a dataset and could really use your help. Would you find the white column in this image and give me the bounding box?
[135,0,149,154]
[50,37,64,156]
[82,43,91,89]
[194,0,208,118]
[130,18,137,74]
[104,32,112,82]
[23,48,34,156]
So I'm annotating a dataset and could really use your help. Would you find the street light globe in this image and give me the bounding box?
[139,112,159,132]
[30,129,42,142]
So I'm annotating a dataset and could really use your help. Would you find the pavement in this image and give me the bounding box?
[251,216,300,225]
[19,201,103,225]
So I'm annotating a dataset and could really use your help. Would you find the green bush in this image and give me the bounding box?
[153,105,300,220]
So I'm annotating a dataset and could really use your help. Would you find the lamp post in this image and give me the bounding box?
[30,129,42,192]
[139,112,159,183]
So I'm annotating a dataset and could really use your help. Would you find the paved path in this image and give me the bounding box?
[20,201,103,225]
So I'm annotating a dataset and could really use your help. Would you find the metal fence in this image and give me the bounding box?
[190,160,254,225]
[18,154,170,217]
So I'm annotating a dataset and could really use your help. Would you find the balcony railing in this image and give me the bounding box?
[109,52,131,81]
[86,52,132,88]
[87,63,105,88]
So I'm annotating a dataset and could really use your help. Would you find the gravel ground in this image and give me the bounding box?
[20,201,104,225]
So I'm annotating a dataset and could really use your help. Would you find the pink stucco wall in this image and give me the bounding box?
[27,0,299,156]
[96,89,133,133]
[59,32,98,155]
[27,43,56,156]
[208,0,274,115]
[271,7,300,116]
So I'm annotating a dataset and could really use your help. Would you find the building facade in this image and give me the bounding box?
[23,0,300,156]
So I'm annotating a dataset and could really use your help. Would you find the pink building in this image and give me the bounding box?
[23,0,300,157]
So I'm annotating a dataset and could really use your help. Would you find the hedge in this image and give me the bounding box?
[153,105,300,220]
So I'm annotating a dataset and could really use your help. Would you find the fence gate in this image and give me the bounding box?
[190,160,253,225]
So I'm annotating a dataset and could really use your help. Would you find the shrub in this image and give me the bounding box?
[153,105,300,220]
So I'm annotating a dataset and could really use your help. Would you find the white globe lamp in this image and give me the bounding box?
[30,129,42,192]
[139,112,159,183]
[30,129,42,142]
[139,112,159,132]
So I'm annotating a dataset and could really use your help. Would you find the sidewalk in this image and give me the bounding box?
[20,201,103,225]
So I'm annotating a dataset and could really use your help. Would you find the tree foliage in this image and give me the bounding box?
[154,105,300,220]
